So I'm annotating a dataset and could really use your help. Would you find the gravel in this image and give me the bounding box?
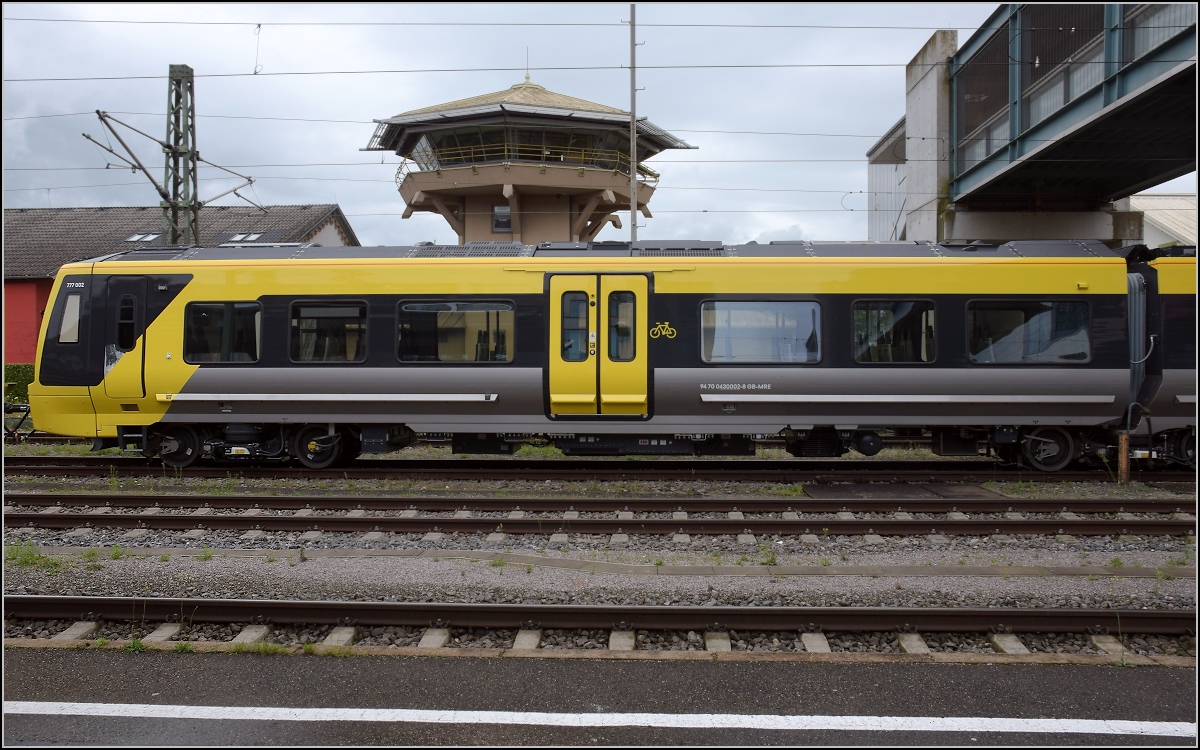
[5,466,1194,656]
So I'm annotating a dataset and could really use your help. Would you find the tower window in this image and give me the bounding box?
[492,205,512,233]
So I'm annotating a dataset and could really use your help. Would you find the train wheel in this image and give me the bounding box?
[158,426,200,469]
[1175,431,1196,469]
[292,425,343,470]
[1022,426,1075,472]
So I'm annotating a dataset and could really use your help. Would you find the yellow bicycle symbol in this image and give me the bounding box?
[649,322,677,339]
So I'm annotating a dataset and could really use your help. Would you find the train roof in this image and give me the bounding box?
[84,239,1148,264]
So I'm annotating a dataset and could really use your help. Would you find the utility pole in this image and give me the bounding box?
[163,64,200,245]
[629,2,637,244]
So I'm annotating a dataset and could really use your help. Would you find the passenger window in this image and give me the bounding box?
[116,296,137,352]
[184,302,262,363]
[58,294,81,344]
[608,291,635,362]
[853,300,936,363]
[968,301,1090,364]
[396,301,514,362]
[561,292,589,362]
[701,301,820,363]
[290,302,367,363]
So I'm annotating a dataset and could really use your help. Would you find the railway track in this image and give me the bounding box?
[5,455,1193,483]
[5,492,1195,538]
[5,595,1194,635]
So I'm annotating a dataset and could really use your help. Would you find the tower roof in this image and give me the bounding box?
[364,78,693,155]
[399,78,628,118]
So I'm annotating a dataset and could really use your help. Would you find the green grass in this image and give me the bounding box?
[513,444,563,458]
[227,640,289,655]
[1109,557,1125,568]
[123,638,146,653]
[757,541,778,566]
[4,541,68,574]
[173,641,196,652]
[767,483,805,498]
[92,637,111,648]
[197,547,213,561]
[108,545,126,560]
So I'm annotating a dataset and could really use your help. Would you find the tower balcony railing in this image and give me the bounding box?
[394,143,660,189]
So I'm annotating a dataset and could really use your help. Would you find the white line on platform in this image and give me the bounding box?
[4,702,1195,737]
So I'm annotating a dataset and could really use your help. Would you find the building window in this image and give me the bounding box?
[397,301,514,363]
[701,301,820,363]
[854,300,936,363]
[968,301,1090,364]
[290,302,367,363]
[229,233,263,242]
[124,233,160,242]
[492,205,513,233]
[184,302,261,363]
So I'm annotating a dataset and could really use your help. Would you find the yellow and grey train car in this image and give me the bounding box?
[29,240,1196,471]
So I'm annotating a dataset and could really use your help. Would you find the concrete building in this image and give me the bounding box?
[868,3,1195,245]
[3,204,359,364]
[1128,193,1197,248]
[363,77,693,245]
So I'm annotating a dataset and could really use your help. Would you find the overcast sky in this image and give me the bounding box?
[3,2,1195,247]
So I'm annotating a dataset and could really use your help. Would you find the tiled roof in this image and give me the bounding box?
[1129,193,1197,246]
[398,79,628,117]
[2,204,360,278]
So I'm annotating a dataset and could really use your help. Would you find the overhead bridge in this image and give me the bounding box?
[950,3,1196,211]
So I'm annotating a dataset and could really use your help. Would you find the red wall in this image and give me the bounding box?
[4,279,53,364]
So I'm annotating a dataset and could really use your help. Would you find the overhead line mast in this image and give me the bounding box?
[163,64,200,244]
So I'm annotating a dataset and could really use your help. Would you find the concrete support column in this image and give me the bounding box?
[904,30,957,242]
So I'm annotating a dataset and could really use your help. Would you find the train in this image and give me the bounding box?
[27,238,1196,471]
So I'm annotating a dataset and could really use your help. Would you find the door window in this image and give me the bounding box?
[608,291,635,362]
[561,292,589,362]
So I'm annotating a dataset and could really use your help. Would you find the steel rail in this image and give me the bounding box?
[3,492,1194,514]
[5,456,1190,483]
[3,595,1194,634]
[5,512,1194,537]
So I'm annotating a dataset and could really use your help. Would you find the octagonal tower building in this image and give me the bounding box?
[363,77,693,244]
